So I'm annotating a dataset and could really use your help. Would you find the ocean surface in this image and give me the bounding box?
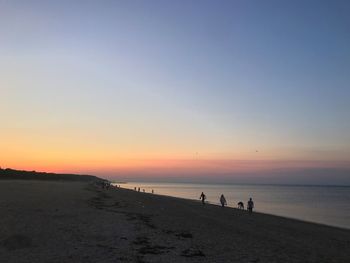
[117,182,350,229]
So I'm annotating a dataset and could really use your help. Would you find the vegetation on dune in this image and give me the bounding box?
[0,168,102,182]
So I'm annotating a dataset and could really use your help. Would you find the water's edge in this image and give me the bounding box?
[113,182,350,229]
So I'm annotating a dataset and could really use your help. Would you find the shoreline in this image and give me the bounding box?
[117,182,350,230]
[121,186,350,231]
[1,180,349,262]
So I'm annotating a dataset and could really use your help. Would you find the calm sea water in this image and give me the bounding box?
[117,182,350,229]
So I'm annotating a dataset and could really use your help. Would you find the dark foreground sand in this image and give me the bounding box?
[0,181,349,263]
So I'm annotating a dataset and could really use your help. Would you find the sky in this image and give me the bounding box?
[1,0,350,184]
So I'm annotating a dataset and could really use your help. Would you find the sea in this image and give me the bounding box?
[117,182,350,229]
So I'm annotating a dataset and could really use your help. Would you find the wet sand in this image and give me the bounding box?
[0,180,349,262]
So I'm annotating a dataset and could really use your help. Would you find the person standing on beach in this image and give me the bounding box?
[247,198,254,213]
[200,192,206,205]
[220,194,227,207]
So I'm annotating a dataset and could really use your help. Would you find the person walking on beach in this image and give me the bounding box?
[247,197,254,213]
[199,192,206,205]
[220,194,227,207]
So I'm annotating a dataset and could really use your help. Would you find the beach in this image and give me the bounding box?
[1,180,349,263]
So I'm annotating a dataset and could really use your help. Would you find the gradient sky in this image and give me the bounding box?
[1,0,350,184]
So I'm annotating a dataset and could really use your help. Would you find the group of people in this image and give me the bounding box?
[199,192,254,213]
[99,181,111,190]
[133,187,154,194]
[97,181,122,190]
[98,182,254,212]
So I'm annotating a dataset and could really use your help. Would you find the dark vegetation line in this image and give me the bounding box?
[0,168,103,182]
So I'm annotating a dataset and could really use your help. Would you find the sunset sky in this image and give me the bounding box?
[1,0,350,184]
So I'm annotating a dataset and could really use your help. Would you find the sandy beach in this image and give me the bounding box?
[0,180,349,263]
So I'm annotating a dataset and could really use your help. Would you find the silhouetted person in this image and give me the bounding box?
[134,187,136,191]
[199,192,206,205]
[247,198,254,213]
[220,194,227,207]
[138,187,140,192]
[237,201,244,210]
[152,189,154,194]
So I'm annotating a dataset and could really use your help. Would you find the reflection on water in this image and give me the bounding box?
[117,182,350,229]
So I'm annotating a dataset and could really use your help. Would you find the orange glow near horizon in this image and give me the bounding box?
[3,154,350,178]
[2,126,350,179]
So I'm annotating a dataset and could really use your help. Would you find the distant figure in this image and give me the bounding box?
[134,187,136,191]
[220,194,227,207]
[143,189,145,193]
[199,192,206,205]
[247,198,254,213]
[152,189,154,194]
[237,201,244,210]
[138,187,140,192]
